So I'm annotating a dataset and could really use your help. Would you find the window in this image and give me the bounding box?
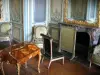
[0,0,2,19]
[34,0,46,23]
[86,0,98,22]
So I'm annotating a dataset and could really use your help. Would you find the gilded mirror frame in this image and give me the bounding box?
[64,0,100,27]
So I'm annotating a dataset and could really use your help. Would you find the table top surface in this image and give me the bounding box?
[10,43,40,64]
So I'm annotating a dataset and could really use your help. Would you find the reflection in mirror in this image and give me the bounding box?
[68,0,87,21]
[86,0,98,23]
[68,0,97,22]
[64,0,99,27]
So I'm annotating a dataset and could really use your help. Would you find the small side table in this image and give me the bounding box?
[9,43,41,75]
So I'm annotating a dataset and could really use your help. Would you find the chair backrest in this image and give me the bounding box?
[33,25,47,39]
[0,23,11,33]
[0,22,12,45]
[41,34,53,58]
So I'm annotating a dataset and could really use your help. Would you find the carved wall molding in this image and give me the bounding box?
[10,0,23,24]
[50,0,63,23]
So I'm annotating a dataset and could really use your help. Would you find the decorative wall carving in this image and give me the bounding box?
[12,25,23,42]
[10,0,23,42]
[0,0,2,19]
[10,0,22,23]
[51,9,62,23]
[0,0,10,22]
[50,0,63,23]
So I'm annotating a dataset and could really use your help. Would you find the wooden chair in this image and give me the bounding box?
[89,37,100,68]
[41,34,64,69]
[0,22,12,45]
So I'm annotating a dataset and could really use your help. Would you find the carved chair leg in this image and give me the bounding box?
[89,60,92,71]
[48,61,52,69]
[25,62,27,68]
[89,62,92,68]
[62,57,64,65]
[1,62,5,75]
[17,63,21,75]
[41,55,44,63]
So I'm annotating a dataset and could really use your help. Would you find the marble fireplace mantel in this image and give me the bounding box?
[58,23,100,46]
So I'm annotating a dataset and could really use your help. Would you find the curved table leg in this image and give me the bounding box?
[38,51,41,73]
[25,62,27,68]
[1,62,5,75]
[17,63,21,75]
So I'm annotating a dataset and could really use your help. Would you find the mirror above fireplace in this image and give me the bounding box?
[64,0,100,27]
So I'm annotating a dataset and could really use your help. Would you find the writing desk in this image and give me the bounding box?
[9,43,41,75]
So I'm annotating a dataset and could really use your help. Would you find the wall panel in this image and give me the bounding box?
[10,0,23,42]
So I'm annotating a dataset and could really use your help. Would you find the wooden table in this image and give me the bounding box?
[9,42,41,75]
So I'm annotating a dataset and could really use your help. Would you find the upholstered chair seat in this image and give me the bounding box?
[92,45,100,65]
[92,55,100,64]
[0,33,10,41]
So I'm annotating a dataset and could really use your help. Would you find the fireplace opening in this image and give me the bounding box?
[75,32,90,60]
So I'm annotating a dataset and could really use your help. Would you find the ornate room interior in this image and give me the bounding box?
[0,0,100,75]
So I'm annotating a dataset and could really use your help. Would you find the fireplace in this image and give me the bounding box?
[75,32,90,60]
[49,23,95,61]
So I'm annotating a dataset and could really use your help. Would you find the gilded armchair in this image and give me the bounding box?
[32,25,47,49]
[0,22,12,45]
[89,44,100,68]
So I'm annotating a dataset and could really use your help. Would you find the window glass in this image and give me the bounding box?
[34,0,46,23]
[0,0,2,19]
[87,0,97,22]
